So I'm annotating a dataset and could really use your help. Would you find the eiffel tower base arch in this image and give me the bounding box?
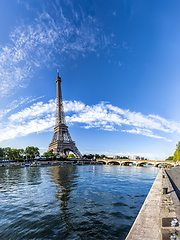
[48,140,82,158]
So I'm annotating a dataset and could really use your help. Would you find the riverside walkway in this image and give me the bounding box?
[125,167,180,240]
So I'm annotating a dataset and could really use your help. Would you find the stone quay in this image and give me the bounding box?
[125,167,180,240]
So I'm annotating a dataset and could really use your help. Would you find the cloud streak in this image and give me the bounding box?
[0,1,111,97]
[0,100,179,142]
[0,96,44,120]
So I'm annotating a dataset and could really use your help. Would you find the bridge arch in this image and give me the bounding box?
[121,161,136,166]
[154,162,174,168]
[107,160,121,165]
[97,160,106,165]
[154,162,163,168]
[137,161,149,167]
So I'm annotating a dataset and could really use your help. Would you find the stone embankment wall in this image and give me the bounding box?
[126,168,180,240]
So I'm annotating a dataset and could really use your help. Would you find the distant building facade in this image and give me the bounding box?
[133,155,147,160]
[113,155,121,159]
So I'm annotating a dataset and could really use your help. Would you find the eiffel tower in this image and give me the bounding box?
[48,69,82,158]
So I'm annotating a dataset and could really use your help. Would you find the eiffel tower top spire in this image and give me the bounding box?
[55,68,66,126]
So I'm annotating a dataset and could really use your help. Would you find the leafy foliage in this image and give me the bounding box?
[43,150,54,158]
[173,141,180,162]
[0,146,39,160]
[0,148,4,158]
[25,146,40,159]
[82,154,109,159]
[165,156,173,161]
[82,154,94,159]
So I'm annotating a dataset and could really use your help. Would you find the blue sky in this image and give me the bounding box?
[0,0,180,159]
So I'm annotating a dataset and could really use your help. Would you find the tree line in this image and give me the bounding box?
[166,141,180,162]
[0,146,129,161]
[43,151,128,160]
[42,151,109,159]
[0,146,40,160]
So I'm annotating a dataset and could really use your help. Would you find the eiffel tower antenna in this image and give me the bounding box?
[48,69,82,158]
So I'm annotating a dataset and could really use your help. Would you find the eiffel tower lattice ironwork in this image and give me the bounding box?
[48,69,82,158]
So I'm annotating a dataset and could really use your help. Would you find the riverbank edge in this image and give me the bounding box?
[126,168,180,240]
[125,169,162,240]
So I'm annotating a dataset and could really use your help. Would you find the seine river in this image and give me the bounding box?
[0,165,159,240]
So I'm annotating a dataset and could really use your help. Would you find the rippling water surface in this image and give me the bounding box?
[0,165,159,239]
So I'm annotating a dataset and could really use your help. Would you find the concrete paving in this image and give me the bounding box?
[166,166,180,201]
[160,169,180,239]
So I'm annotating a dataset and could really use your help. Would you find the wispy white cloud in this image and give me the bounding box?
[0,115,55,142]
[0,1,111,97]
[106,104,179,134]
[64,100,86,112]
[0,100,179,142]
[9,99,55,122]
[121,128,171,142]
[122,41,132,50]
[0,96,44,119]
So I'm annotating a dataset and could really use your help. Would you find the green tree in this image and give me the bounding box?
[177,141,180,152]
[11,149,19,159]
[25,146,40,159]
[43,150,54,158]
[19,148,24,158]
[82,154,94,159]
[173,141,180,162]
[4,147,13,159]
[94,154,100,159]
[68,153,75,158]
[165,156,173,161]
[120,156,128,159]
[11,148,24,159]
[173,149,180,162]
[0,148,4,158]
[100,154,106,159]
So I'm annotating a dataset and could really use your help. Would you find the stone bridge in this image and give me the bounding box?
[96,159,175,167]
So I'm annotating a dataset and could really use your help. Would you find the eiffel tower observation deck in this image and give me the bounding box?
[48,69,82,158]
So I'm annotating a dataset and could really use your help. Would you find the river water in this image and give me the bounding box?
[0,165,159,240]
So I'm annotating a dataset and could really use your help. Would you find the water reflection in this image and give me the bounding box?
[0,168,26,189]
[26,167,42,185]
[0,167,42,189]
[49,165,78,230]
